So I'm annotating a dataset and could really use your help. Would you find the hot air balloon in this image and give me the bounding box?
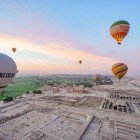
[94,73,101,81]
[0,53,18,93]
[112,63,128,80]
[110,20,130,44]
[79,60,82,64]
[12,48,16,53]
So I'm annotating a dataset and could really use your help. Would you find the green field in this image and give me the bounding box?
[0,77,46,100]
[0,75,93,101]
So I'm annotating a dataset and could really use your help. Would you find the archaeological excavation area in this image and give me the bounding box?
[0,78,140,140]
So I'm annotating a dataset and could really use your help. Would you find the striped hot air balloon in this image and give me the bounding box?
[110,20,130,44]
[112,63,128,80]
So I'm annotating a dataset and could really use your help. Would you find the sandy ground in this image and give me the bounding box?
[0,110,57,139]
[0,77,140,140]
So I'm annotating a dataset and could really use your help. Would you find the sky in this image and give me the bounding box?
[0,0,140,75]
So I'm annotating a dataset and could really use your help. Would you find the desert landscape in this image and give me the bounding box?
[0,76,140,140]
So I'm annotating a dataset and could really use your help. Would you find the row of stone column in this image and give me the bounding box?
[102,99,136,113]
[110,94,140,102]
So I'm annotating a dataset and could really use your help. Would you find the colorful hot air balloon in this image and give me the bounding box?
[110,20,130,44]
[112,63,128,80]
[0,53,18,93]
[12,48,16,53]
[79,60,82,64]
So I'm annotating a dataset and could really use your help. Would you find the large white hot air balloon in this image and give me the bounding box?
[0,53,18,93]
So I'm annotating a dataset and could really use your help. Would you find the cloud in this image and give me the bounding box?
[0,35,117,74]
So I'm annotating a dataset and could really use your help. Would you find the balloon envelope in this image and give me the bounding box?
[79,60,82,64]
[110,20,130,44]
[0,53,18,93]
[12,48,16,53]
[94,73,101,81]
[112,63,128,80]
